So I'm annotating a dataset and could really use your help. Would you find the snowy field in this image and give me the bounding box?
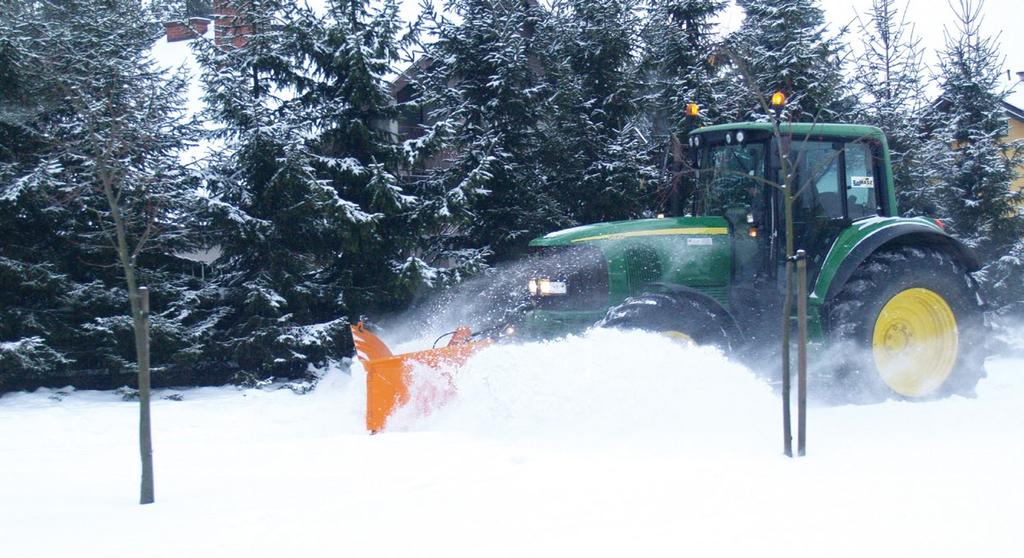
[1,328,1022,558]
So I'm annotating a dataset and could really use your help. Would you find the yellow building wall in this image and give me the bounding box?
[1008,117,1024,193]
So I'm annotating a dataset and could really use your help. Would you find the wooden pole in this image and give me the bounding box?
[782,259,793,457]
[776,112,793,459]
[796,251,808,457]
[138,286,154,504]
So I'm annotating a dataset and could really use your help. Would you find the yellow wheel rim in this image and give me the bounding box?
[872,288,958,397]
[661,330,696,346]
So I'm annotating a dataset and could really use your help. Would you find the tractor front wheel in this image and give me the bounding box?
[827,247,985,399]
[597,294,732,349]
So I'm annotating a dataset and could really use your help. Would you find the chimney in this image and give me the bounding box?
[1017,71,1024,82]
[214,0,253,49]
[164,17,210,43]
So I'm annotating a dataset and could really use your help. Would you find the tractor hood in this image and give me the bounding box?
[524,215,735,321]
[528,216,730,247]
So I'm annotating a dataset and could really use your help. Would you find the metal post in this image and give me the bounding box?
[796,251,808,457]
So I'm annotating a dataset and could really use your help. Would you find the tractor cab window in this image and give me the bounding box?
[788,140,880,222]
[791,141,842,220]
[693,141,767,217]
[788,140,846,264]
[844,142,878,220]
[695,138,768,281]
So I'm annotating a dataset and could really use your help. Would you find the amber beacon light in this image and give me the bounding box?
[685,103,700,117]
[770,91,786,108]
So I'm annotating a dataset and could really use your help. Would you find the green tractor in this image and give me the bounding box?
[518,122,986,399]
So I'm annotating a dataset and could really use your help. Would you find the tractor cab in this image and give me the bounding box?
[687,123,896,292]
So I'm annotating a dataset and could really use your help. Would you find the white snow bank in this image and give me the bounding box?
[1,331,1022,558]
[399,329,776,452]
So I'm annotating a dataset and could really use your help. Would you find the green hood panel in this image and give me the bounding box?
[528,216,733,308]
[528,216,730,247]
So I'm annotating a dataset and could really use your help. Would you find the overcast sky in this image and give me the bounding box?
[818,0,1021,89]
[391,0,1023,104]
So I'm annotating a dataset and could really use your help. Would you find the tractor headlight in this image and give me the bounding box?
[528,278,567,296]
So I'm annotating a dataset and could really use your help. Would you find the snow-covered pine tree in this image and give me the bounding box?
[407,0,564,262]
[926,0,1024,309]
[851,0,938,216]
[722,0,849,122]
[639,0,725,214]
[0,0,199,390]
[0,2,68,385]
[537,0,657,224]
[642,0,725,133]
[193,0,416,380]
[296,0,428,307]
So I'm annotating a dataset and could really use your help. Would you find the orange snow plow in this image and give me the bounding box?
[351,322,493,433]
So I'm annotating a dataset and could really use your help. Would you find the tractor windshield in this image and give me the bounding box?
[693,140,767,217]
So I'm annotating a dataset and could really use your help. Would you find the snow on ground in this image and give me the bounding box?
[1,329,1022,558]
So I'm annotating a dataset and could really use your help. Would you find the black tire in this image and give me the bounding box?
[597,293,733,349]
[826,246,986,399]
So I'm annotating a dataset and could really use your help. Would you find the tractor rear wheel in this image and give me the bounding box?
[598,294,732,349]
[826,247,985,399]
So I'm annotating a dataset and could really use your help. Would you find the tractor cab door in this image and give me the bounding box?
[790,140,847,266]
[780,138,884,286]
[692,138,771,285]
[693,140,777,338]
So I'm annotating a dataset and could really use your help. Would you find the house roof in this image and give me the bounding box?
[390,56,433,96]
[932,93,1024,125]
[1003,99,1024,122]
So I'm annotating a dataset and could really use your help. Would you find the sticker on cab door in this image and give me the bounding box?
[850,176,874,188]
[687,237,713,246]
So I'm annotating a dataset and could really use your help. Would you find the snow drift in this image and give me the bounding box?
[386,328,776,450]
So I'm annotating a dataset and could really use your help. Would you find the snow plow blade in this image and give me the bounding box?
[351,323,492,433]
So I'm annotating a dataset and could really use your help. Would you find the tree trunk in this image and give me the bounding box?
[101,172,154,504]
[135,287,154,504]
[778,126,795,458]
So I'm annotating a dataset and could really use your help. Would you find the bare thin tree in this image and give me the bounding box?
[18,0,197,503]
